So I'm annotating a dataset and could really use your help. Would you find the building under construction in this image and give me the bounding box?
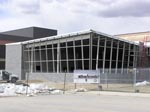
[6,29,141,81]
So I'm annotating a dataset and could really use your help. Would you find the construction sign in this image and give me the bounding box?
[73,70,100,83]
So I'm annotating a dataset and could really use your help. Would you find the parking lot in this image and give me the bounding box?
[0,94,150,112]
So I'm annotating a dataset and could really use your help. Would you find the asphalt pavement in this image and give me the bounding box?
[0,94,150,112]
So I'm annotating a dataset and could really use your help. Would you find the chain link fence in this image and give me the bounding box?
[25,68,150,93]
[92,68,150,93]
[60,68,150,93]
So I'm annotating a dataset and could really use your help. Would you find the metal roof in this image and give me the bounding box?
[6,29,139,46]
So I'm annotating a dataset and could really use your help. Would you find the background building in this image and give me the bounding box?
[0,27,57,70]
[115,31,150,42]
[6,29,139,81]
[116,31,150,67]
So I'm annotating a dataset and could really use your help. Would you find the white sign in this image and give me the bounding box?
[74,70,100,83]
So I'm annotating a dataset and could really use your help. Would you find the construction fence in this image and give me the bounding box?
[56,68,150,93]
[26,68,150,93]
[97,68,150,93]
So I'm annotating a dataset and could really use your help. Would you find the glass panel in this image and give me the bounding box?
[60,42,66,47]
[24,51,29,61]
[99,39,105,46]
[76,60,82,69]
[41,49,46,61]
[105,61,110,68]
[68,61,74,72]
[92,38,98,45]
[67,41,73,47]
[48,61,53,72]
[47,45,52,48]
[118,62,122,68]
[75,40,81,46]
[111,61,116,68]
[61,48,66,60]
[53,44,57,48]
[106,40,112,47]
[34,50,40,61]
[83,39,89,45]
[105,48,111,60]
[118,49,123,61]
[75,47,82,59]
[68,47,74,59]
[34,46,40,50]
[119,42,124,48]
[112,48,117,60]
[28,50,31,62]
[33,62,36,72]
[113,40,118,48]
[99,47,104,59]
[47,49,53,60]
[92,60,96,69]
[54,49,57,60]
[61,61,67,72]
[35,62,41,72]
[84,60,89,69]
[83,46,89,59]
[54,61,57,72]
[92,46,97,59]
[41,45,46,49]
[123,62,128,68]
[41,62,47,72]
[98,60,103,68]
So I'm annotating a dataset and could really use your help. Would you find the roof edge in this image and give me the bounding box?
[6,29,139,46]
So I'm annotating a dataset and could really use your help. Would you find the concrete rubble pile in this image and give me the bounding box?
[0,83,63,96]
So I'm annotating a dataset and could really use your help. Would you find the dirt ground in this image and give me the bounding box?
[0,94,150,112]
[18,80,150,93]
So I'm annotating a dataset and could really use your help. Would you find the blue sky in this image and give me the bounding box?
[0,0,150,35]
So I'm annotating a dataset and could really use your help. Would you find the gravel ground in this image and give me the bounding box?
[0,94,150,112]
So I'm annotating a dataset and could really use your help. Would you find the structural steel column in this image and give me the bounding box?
[133,45,137,68]
[33,42,36,72]
[115,41,120,73]
[102,37,107,73]
[127,44,131,68]
[81,37,84,70]
[135,46,138,68]
[96,36,100,70]
[45,41,48,73]
[26,45,30,73]
[22,45,26,80]
[52,39,55,72]
[90,33,93,70]
[59,37,62,72]
[39,42,42,72]
[109,39,113,74]
[66,39,69,72]
[57,42,60,73]
[30,44,34,73]
[73,38,76,70]
[121,43,125,73]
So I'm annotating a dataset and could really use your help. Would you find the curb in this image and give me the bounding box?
[78,91,150,97]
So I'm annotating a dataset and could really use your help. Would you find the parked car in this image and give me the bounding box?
[0,70,18,83]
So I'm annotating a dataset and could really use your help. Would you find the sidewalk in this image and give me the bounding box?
[77,91,150,97]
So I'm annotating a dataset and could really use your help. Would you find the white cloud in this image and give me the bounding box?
[0,0,150,35]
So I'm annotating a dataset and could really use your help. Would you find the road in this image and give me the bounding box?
[0,94,149,112]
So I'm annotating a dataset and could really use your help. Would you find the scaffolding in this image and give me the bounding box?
[140,36,149,67]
